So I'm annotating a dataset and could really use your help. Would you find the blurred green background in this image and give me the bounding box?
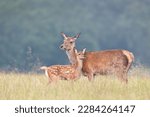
[0,0,150,71]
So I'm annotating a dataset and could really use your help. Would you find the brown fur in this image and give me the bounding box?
[60,32,134,83]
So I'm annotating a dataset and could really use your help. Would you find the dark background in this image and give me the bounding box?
[0,0,150,71]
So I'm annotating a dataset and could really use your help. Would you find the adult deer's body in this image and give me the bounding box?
[40,49,86,83]
[60,33,134,83]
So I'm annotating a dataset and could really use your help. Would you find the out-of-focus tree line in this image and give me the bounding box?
[0,0,150,71]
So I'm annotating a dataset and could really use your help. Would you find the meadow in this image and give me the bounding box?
[0,67,150,100]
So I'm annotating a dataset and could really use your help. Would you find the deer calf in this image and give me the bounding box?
[60,32,134,83]
[40,49,86,83]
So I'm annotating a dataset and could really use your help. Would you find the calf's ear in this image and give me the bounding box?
[75,49,78,54]
[82,48,86,54]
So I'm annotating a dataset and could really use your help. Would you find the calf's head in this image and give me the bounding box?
[75,48,86,60]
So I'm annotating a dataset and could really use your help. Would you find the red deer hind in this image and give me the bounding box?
[60,32,134,83]
[40,48,86,83]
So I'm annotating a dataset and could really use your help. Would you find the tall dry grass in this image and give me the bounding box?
[0,67,150,100]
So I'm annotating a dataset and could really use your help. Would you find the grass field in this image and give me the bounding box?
[0,67,150,100]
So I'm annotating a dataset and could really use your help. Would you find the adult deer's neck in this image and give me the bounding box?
[66,48,77,65]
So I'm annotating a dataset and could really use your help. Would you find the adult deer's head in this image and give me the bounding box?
[60,32,80,51]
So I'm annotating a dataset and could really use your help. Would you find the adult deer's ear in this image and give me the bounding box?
[74,33,81,40]
[82,48,86,54]
[61,32,67,39]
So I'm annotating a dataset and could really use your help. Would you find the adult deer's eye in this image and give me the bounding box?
[70,41,73,44]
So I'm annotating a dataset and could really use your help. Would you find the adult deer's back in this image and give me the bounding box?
[60,32,134,83]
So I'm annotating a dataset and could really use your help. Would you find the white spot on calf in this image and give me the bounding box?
[64,71,70,74]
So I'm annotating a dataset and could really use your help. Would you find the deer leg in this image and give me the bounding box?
[47,75,58,85]
[87,73,94,81]
[117,71,128,84]
[122,71,128,84]
[51,76,61,84]
[122,67,128,84]
[47,78,52,85]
